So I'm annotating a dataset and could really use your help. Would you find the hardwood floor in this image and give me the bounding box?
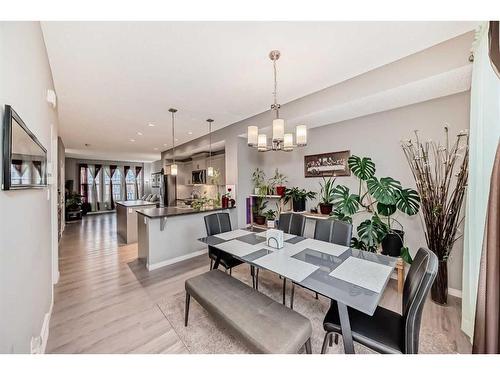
[47,213,472,354]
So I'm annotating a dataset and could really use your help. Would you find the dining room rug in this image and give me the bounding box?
[158,266,458,354]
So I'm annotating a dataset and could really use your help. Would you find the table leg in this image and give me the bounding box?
[213,249,221,270]
[337,302,355,354]
[397,260,405,294]
[282,277,287,305]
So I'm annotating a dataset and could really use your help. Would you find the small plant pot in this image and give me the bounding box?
[254,187,260,195]
[292,198,306,212]
[221,196,229,208]
[319,203,333,215]
[276,186,286,197]
[381,230,404,257]
[254,215,266,225]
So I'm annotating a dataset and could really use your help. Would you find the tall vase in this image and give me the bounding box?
[431,260,448,305]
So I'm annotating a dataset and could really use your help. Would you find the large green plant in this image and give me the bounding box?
[330,155,420,258]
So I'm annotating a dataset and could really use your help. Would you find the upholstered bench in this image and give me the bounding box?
[185,269,312,354]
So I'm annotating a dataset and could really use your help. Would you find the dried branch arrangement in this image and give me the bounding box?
[401,127,469,261]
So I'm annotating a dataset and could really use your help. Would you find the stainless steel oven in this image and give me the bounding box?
[192,169,206,184]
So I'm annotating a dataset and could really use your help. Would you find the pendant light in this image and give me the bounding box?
[247,50,307,152]
[168,108,178,176]
[206,118,214,177]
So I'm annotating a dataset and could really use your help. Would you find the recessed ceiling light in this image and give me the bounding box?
[188,131,193,135]
[153,147,159,151]
[148,123,155,127]
[130,139,136,142]
[137,132,143,136]
[175,138,179,142]
[163,143,168,146]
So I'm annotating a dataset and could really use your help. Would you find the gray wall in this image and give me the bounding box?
[0,22,59,353]
[160,33,472,291]
[257,92,470,291]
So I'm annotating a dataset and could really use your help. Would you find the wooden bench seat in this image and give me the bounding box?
[185,269,312,354]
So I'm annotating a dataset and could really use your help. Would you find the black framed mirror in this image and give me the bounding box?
[2,105,47,190]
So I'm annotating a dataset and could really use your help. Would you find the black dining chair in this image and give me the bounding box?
[277,213,307,304]
[278,212,306,236]
[321,247,438,354]
[290,219,353,309]
[204,213,259,288]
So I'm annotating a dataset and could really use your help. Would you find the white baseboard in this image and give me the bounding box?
[448,287,462,298]
[31,297,53,354]
[147,249,207,271]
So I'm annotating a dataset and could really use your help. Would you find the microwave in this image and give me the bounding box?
[192,169,207,184]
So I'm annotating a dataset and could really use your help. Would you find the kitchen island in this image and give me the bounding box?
[116,200,158,244]
[136,206,237,270]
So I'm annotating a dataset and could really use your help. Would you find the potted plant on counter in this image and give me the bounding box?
[284,187,317,212]
[318,177,336,215]
[271,168,288,196]
[253,197,268,225]
[330,155,420,261]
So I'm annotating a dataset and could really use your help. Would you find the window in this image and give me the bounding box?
[95,168,102,209]
[125,168,136,200]
[112,169,122,201]
[137,169,143,198]
[104,167,111,209]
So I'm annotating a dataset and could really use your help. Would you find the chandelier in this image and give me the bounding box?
[247,50,307,152]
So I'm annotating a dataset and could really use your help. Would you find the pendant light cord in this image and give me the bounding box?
[171,111,175,164]
[273,58,279,119]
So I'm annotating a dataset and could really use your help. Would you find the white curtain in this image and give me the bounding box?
[88,164,98,212]
[462,23,500,339]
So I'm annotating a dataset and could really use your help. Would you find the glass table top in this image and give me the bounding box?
[199,229,397,315]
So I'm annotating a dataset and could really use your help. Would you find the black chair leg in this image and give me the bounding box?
[250,265,256,288]
[282,278,287,305]
[229,267,232,276]
[333,334,338,345]
[321,332,333,354]
[290,283,295,310]
[315,292,319,299]
[255,268,259,291]
[209,259,213,270]
[304,338,312,354]
[184,292,191,327]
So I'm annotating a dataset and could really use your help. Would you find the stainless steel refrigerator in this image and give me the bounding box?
[159,168,177,207]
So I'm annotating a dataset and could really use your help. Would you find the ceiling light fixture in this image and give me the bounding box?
[168,108,178,176]
[206,119,214,177]
[130,139,136,142]
[148,123,155,127]
[247,50,307,152]
[137,132,143,136]
[188,131,193,135]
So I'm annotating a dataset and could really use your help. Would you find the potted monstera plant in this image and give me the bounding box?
[330,155,420,262]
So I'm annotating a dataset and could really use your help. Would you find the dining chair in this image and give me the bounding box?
[277,213,306,304]
[320,247,438,354]
[204,213,259,288]
[290,219,353,309]
[278,212,306,236]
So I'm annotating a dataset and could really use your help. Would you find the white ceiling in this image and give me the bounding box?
[41,21,478,162]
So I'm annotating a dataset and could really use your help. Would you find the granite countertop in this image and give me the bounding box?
[115,200,158,207]
[136,206,235,219]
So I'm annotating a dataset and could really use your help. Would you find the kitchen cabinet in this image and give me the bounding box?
[209,154,225,185]
[192,156,206,171]
[177,161,192,185]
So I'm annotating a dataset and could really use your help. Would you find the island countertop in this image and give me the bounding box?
[115,200,157,207]
[136,206,235,219]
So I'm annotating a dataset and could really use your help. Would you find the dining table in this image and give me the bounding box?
[198,228,397,354]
